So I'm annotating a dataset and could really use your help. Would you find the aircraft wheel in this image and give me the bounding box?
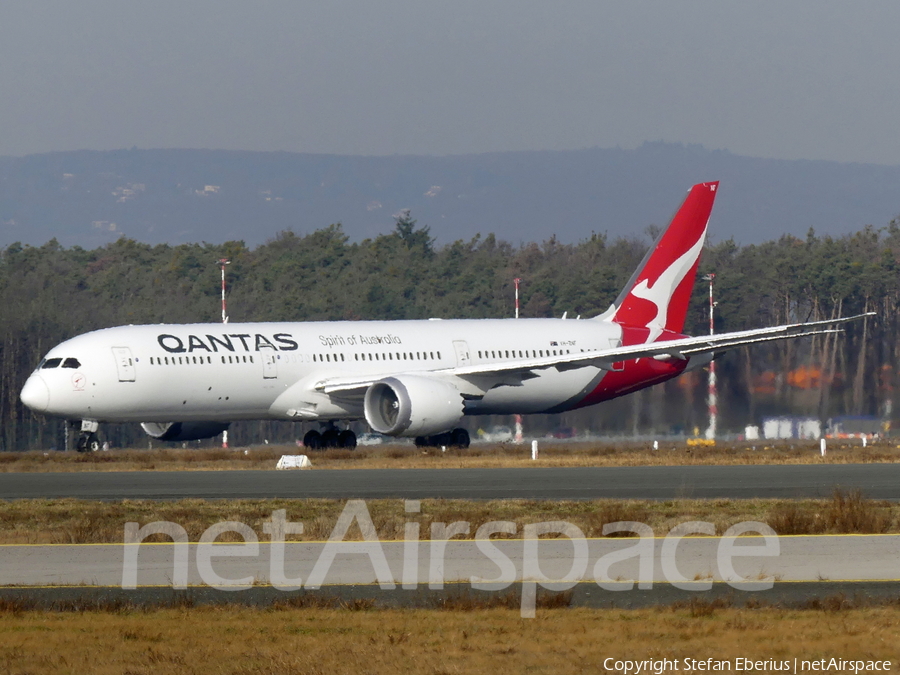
[321,428,341,449]
[414,436,429,448]
[339,430,357,450]
[76,433,98,453]
[430,432,452,447]
[452,428,470,449]
[303,430,322,450]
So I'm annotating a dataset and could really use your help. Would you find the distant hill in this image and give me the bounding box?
[2,142,899,248]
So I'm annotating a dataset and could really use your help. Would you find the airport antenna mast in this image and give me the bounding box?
[218,258,231,324]
[703,273,717,440]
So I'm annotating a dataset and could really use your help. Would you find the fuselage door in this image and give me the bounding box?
[452,340,471,367]
[111,346,136,382]
[262,352,278,379]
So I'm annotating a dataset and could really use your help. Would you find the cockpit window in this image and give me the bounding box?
[41,358,63,369]
[62,358,81,369]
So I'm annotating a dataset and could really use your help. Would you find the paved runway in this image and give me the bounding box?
[1,464,899,500]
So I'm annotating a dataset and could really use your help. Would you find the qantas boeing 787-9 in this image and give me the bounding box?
[20,182,868,451]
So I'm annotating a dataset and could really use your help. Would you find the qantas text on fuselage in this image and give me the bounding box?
[154,332,406,354]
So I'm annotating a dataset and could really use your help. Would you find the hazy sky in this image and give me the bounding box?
[3,1,900,164]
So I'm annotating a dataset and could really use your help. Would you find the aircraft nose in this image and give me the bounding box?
[20,374,50,413]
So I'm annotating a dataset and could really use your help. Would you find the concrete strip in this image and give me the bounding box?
[2,535,898,588]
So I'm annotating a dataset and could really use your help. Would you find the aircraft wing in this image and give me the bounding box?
[315,313,872,395]
[450,313,873,377]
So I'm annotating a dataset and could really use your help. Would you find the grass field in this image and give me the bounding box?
[1,439,896,472]
[0,601,897,674]
[0,490,894,544]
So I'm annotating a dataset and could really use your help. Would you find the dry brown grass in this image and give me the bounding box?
[0,604,897,674]
[767,488,894,535]
[0,446,286,472]
[0,491,896,544]
[3,439,900,472]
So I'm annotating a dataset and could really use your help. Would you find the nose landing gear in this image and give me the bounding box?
[72,420,101,452]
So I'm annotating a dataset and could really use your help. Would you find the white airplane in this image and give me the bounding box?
[20,182,867,451]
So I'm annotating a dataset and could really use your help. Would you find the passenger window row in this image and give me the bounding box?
[313,353,345,363]
[146,351,445,367]
[353,351,440,362]
[221,355,255,364]
[279,351,443,365]
[476,349,572,359]
[149,355,228,365]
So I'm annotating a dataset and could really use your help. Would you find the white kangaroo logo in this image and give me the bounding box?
[628,224,708,342]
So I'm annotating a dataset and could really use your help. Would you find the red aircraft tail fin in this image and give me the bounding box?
[610,181,719,335]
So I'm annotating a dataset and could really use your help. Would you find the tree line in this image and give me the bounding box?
[1,212,896,451]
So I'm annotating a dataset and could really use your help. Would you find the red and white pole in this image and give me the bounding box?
[513,277,523,442]
[514,278,521,320]
[704,273,717,440]
[218,259,230,324]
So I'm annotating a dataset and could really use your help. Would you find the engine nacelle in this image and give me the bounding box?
[364,376,464,437]
[140,421,230,442]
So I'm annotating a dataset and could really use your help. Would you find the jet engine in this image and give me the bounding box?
[364,376,464,437]
[140,421,230,442]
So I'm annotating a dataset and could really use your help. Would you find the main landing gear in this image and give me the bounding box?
[72,420,101,452]
[415,428,470,449]
[303,425,357,450]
